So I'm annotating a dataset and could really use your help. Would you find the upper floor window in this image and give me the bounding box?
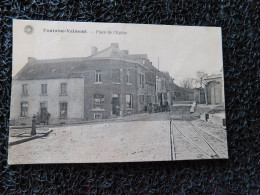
[93,94,104,109]
[22,84,28,94]
[60,83,67,95]
[126,69,130,83]
[139,74,144,87]
[41,84,47,95]
[21,102,28,117]
[126,95,133,109]
[142,59,146,64]
[95,70,102,83]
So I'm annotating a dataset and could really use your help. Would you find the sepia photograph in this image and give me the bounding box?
[8,19,228,164]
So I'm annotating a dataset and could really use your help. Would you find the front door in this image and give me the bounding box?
[112,94,120,116]
[40,102,47,123]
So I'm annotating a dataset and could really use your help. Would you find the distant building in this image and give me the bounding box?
[203,70,225,105]
[10,43,177,125]
[193,88,206,104]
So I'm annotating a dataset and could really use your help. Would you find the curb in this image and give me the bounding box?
[9,130,53,146]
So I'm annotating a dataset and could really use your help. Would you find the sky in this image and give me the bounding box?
[13,20,223,85]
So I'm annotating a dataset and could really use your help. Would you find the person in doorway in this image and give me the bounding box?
[36,112,40,125]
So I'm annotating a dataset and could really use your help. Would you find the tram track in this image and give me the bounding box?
[170,116,225,160]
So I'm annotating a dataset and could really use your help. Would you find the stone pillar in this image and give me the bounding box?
[204,83,208,105]
[31,115,36,136]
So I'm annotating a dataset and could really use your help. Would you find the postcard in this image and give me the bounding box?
[8,19,228,164]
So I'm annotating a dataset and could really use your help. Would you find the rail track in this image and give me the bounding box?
[169,116,226,160]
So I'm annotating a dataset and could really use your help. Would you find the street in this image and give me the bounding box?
[8,107,228,164]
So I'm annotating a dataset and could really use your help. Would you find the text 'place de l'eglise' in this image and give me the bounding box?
[10,43,224,125]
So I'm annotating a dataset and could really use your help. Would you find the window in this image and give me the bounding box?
[95,70,102,83]
[21,102,28,117]
[94,113,102,119]
[60,102,68,117]
[142,59,146,64]
[40,102,47,109]
[22,84,28,94]
[60,83,67,95]
[126,69,130,83]
[126,95,133,109]
[41,84,47,95]
[139,95,144,105]
[93,94,104,109]
[139,74,144,87]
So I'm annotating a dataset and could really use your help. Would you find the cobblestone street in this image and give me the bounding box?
[8,106,228,164]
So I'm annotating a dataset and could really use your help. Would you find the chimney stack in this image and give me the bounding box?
[91,46,98,55]
[111,43,119,48]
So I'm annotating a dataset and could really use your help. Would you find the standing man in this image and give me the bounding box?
[46,112,51,125]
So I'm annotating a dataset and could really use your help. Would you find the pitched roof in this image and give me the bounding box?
[14,43,151,80]
[14,58,86,80]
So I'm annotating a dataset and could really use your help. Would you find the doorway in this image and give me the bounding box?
[112,94,120,116]
[208,81,222,105]
[40,102,48,123]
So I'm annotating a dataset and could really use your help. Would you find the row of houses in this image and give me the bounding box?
[10,43,224,125]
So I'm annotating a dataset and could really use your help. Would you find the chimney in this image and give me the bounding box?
[123,50,129,55]
[111,43,119,48]
[91,46,98,55]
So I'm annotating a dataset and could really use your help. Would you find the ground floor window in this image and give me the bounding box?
[94,113,102,119]
[93,94,104,109]
[126,95,133,109]
[21,102,28,117]
[60,102,68,117]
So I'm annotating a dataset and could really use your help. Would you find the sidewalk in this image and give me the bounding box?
[9,129,52,146]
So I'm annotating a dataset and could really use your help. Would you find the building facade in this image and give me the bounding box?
[203,70,225,105]
[10,43,177,125]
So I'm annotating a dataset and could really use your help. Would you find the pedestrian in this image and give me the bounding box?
[46,112,51,125]
[36,112,40,125]
[148,103,153,113]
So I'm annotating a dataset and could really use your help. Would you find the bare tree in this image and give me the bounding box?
[180,78,194,88]
[195,71,208,88]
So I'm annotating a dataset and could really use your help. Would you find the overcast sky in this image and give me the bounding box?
[13,20,223,85]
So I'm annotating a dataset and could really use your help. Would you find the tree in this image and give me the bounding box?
[180,78,194,88]
[196,71,208,88]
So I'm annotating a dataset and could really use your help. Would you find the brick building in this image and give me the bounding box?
[10,43,176,125]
